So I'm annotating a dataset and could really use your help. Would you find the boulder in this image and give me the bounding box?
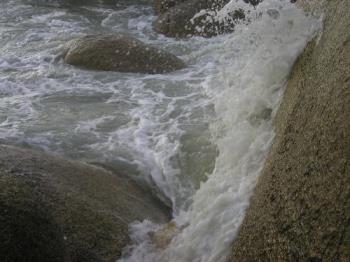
[0,174,67,262]
[0,144,170,262]
[64,34,185,74]
[231,0,350,261]
[153,0,245,38]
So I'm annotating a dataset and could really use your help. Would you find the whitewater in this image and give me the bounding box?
[0,0,321,261]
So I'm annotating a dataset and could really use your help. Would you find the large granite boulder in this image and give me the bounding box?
[64,34,185,74]
[0,144,170,262]
[231,0,350,261]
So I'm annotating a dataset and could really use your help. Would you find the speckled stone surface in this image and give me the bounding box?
[231,1,350,261]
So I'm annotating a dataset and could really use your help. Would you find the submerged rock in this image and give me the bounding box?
[0,144,170,262]
[231,0,350,260]
[64,34,185,74]
[248,106,272,126]
[153,0,246,38]
[151,221,181,249]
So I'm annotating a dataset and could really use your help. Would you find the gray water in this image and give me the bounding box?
[1,0,219,209]
[0,0,320,261]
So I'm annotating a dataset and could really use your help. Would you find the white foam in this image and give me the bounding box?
[119,1,321,262]
[0,1,321,261]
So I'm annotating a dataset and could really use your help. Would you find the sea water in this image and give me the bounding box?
[0,0,320,261]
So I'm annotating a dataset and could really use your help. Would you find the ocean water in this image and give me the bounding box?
[0,0,321,261]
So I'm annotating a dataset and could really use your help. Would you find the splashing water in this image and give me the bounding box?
[0,0,321,261]
[119,1,321,262]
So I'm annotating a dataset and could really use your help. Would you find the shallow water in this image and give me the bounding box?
[0,0,321,261]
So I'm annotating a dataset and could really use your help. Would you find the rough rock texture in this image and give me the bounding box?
[0,144,170,262]
[153,0,245,38]
[64,34,185,74]
[231,0,350,261]
[154,0,188,14]
[151,221,180,249]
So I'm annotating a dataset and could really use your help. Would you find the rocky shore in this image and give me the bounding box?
[2,0,349,261]
[64,34,185,74]
[231,0,350,260]
[0,144,170,261]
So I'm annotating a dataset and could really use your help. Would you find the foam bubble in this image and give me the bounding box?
[119,1,321,262]
[0,1,321,261]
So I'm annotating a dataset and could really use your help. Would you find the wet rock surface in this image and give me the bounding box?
[153,0,236,38]
[0,144,171,262]
[150,221,181,249]
[64,34,185,74]
[231,0,350,261]
[153,0,266,38]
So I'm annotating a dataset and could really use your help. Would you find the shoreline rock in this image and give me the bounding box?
[64,34,185,74]
[152,0,267,38]
[0,144,171,262]
[231,0,350,260]
[153,0,236,38]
